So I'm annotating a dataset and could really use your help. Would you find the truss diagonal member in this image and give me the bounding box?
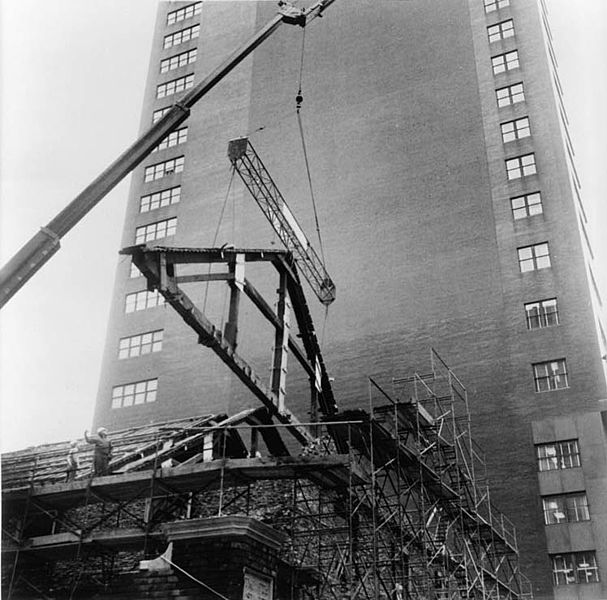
[123,245,313,445]
[228,137,336,306]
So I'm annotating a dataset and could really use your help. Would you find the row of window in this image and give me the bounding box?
[497,81,524,106]
[160,48,197,74]
[517,241,549,272]
[488,19,514,44]
[125,290,165,313]
[542,492,589,525]
[153,127,188,153]
[140,186,181,213]
[144,156,184,182]
[167,2,201,26]
[112,378,158,408]
[157,73,194,99]
[484,0,509,13]
[552,552,599,586]
[119,330,163,359]
[164,24,200,50]
[536,439,580,472]
[533,358,568,392]
[135,217,177,245]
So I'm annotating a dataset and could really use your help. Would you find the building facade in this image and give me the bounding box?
[94,2,607,598]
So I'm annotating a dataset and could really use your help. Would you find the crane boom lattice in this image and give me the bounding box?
[228,137,336,306]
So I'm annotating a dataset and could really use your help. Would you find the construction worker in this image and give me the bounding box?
[84,427,113,476]
[65,440,79,482]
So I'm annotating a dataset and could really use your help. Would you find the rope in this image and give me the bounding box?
[297,110,326,264]
[202,167,236,313]
[294,24,327,265]
[160,556,231,600]
[297,25,306,100]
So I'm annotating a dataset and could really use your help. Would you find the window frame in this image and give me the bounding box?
[491,50,520,75]
[139,186,181,213]
[536,439,581,472]
[143,156,185,182]
[496,82,525,107]
[542,493,590,525]
[152,128,188,152]
[118,330,164,359]
[163,24,200,49]
[125,290,165,313]
[156,74,194,99]
[524,298,559,329]
[166,2,201,26]
[129,262,142,279]
[511,192,543,219]
[551,552,599,585]
[487,19,515,43]
[152,107,171,124]
[135,217,177,245]
[112,378,158,409]
[160,49,198,74]
[501,117,531,143]
[517,242,550,272]
[532,358,569,392]
[506,153,537,179]
[484,0,510,13]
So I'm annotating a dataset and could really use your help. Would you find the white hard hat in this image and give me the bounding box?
[97,427,108,435]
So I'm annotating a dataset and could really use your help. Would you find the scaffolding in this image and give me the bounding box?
[2,352,533,599]
[3,246,532,598]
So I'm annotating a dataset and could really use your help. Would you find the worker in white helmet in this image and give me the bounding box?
[84,427,113,476]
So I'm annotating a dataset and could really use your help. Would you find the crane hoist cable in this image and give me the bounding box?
[295,25,327,267]
[202,166,236,313]
[295,25,331,348]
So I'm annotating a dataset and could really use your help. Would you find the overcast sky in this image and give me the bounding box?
[1,1,605,452]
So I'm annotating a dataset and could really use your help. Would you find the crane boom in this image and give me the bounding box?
[0,0,337,310]
[228,137,336,306]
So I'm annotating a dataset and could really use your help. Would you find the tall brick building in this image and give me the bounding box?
[94,1,607,598]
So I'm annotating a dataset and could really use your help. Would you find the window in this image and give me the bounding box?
[533,359,569,392]
[492,50,520,74]
[488,20,515,43]
[160,49,197,74]
[156,74,194,99]
[167,2,201,25]
[501,117,531,142]
[506,153,536,179]
[511,192,542,219]
[152,107,171,124]
[551,552,599,585]
[129,261,142,278]
[164,24,200,49]
[525,298,559,329]
[517,242,550,272]
[118,330,163,359]
[144,156,184,182]
[135,217,177,244]
[484,0,510,13]
[140,186,181,213]
[543,493,589,524]
[152,128,188,152]
[112,378,158,408]
[496,82,525,107]
[537,440,580,471]
[125,290,165,313]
